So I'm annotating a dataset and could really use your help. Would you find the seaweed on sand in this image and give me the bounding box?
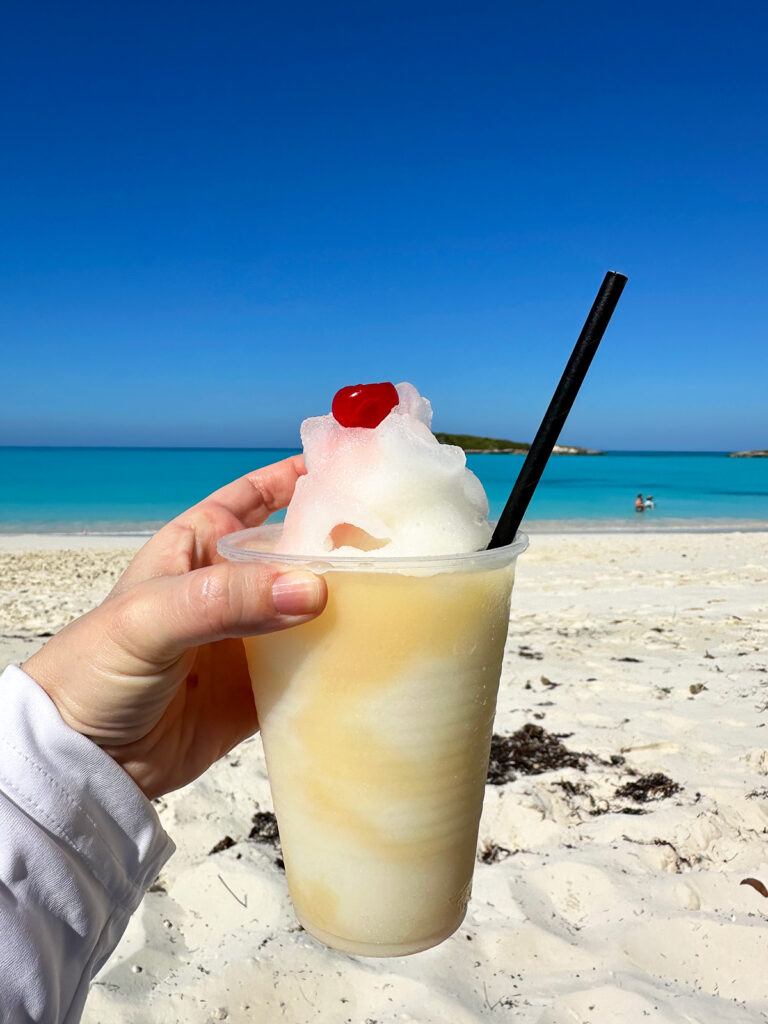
[487,724,588,784]
[249,811,281,847]
[478,841,512,864]
[614,772,682,803]
[208,835,236,855]
[249,811,285,869]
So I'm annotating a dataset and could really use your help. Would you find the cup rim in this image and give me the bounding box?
[217,523,529,573]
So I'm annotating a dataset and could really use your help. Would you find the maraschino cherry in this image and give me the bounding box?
[332,382,399,428]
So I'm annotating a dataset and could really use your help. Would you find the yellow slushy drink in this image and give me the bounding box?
[218,383,527,956]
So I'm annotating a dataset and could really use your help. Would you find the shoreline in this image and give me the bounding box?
[2,516,768,545]
[524,517,768,534]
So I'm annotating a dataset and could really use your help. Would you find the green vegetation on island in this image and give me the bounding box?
[434,432,529,453]
[730,450,768,458]
[435,432,603,455]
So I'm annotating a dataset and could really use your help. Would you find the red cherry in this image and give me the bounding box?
[332,382,399,428]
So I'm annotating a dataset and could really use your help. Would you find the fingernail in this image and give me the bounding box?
[272,571,324,616]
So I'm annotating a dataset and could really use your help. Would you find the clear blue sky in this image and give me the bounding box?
[1,1,765,450]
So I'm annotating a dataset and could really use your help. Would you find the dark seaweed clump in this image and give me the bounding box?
[207,812,285,868]
[248,811,284,870]
[614,772,682,803]
[208,835,236,855]
[249,811,282,848]
[487,724,588,785]
[478,841,512,864]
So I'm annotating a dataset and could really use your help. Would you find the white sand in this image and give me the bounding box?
[2,531,768,1023]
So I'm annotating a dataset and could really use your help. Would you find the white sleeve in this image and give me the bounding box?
[0,664,175,1024]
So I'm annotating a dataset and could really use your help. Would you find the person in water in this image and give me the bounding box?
[634,493,645,512]
[644,495,656,509]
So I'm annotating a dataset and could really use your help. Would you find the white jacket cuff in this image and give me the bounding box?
[0,663,174,911]
[0,663,175,1022]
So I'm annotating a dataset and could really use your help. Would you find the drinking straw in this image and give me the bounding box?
[487,270,628,548]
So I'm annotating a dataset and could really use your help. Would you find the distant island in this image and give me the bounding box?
[434,432,603,455]
[729,450,768,458]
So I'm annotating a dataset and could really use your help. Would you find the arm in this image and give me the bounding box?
[0,664,173,1023]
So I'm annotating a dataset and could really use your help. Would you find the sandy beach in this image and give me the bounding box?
[2,530,768,1023]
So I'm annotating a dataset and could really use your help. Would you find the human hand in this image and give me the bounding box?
[22,457,326,800]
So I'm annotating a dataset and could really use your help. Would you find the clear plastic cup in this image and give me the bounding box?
[218,524,528,957]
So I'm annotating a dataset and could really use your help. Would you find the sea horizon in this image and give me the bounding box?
[1,446,766,534]
[0,445,747,454]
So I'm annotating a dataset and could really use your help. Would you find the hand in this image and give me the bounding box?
[22,457,327,800]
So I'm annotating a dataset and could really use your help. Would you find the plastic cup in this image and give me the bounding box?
[218,524,528,957]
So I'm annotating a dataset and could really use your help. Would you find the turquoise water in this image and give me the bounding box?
[470,451,768,528]
[1,447,766,533]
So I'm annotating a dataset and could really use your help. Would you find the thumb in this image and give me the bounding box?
[114,561,327,662]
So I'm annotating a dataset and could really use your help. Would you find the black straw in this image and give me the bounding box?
[487,271,628,548]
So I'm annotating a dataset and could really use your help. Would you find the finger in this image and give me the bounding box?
[192,454,306,529]
[112,561,327,663]
[112,456,307,591]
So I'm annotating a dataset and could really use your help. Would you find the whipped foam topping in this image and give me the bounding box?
[277,382,492,557]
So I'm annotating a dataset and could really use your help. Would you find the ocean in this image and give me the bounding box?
[1,447,766,533]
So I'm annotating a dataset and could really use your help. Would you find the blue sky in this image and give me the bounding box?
[1,1,765,450]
